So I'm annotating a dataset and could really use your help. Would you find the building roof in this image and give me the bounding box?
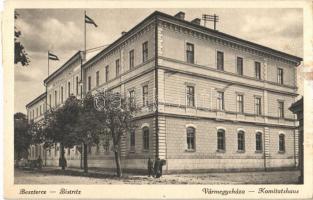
[289,97,303,113]
[83,10,302,69]
[26,92,47,109]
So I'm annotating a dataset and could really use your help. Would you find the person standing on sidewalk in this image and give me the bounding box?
[147,158,154,177]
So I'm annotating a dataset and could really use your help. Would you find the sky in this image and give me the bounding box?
[14,8,303,114]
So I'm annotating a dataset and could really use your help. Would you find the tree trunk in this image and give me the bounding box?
[114,149,122,177]
[60,143,66,170]
[83,143,88,173]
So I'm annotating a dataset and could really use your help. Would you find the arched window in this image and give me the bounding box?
[237,131,245,151]
[217,129,225,151]
[279,134,285,152]
[186,127,195,150]
[143,127,149,150]
[256,132,262,151]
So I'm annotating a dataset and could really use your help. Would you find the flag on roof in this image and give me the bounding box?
[85,14,98,27]
[48,52,59,60]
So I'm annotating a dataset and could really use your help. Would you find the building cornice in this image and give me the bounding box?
[26,92,47,109]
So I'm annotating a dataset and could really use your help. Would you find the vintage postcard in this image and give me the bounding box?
[3,0,313,199]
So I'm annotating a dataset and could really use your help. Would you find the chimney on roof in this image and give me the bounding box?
[174,11,185,20]
[191,18,201,25]
[121,31,127,35]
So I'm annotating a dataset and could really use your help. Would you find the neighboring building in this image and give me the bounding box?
[26,11,302,173]
[289,97,303,183]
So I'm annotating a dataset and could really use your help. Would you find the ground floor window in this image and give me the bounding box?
[256,132,262,151]
[130,130,135,150]
[217,129,225,151]
[143,127,149,150]
[279,134,285,152]
[186,127,195,150]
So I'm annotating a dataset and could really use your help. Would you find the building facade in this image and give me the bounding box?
[26,11,302,173]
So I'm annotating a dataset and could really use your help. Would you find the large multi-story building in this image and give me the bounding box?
[26,11,302,173]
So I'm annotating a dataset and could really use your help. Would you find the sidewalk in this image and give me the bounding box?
[15,166,301,184]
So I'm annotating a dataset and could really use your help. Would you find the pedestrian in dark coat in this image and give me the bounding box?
[147,158,154,177]
[154,158,161,178]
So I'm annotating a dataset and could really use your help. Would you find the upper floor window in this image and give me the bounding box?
[142,127,149,150]
[217,51,224,71]
[116,59,120,77]
[105,65,109,82]
[142,85,148,107]
[61,86,64,103]
[237,131,245,151]
[217,91,224,111]
[36,107,38,117]
[278,68,284,84]
[88,76,91,91]
[237,57,243,75]
[96,71,99,87]
[40,105,42,115]
[130,130,135,150]
[129,49,134,69]
[217,129,225,151]
[255,97,262,115]
[76,76,79,95]
[54,90,57,106]
[186,127,195,150]
[68,82,71,97]
[237,94,244,113]
[129,90,135,106]
[49,94,52,108]
[278,101,284,118]
[186,43,194,64]
[279,134,285,152]
[255,61,261,80]
[142,41,148,62]
[256,132,262,151]
[186,85,195,107]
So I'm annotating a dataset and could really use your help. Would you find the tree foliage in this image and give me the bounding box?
[14,11,30,66]
[14,112,31,159]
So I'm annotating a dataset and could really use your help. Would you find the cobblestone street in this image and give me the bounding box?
[14,167,301,184]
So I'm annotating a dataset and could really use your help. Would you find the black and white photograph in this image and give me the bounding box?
[5,0,313,199]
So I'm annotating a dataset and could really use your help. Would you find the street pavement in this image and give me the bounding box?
[14,167,300,184]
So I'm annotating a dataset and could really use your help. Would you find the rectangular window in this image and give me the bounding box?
[217,51,224,71]
[278,101,284,118]
[279,134,285,152]
[186,85,195,107]
[237,57,243,75]
[256,132,262,151]
[49,94,52,108]
[142,85,148,107]
[143,127,149,150]
[54,90,57,106]
[278,68,284,84]
[217,91,224,111]
[68,82,71,97]
[186,43,194,64]
[130,130,135,149]
[129,49,134,69]
[88,76,91,91]
[76,76,79,95]
[36,108,38,117]
[255,97,262,115]
[96,71,99,87]
[237,94,244,113]
[129,90,135,106]
[142,41,148,62]
[255,62,261,80]
[116,59,120,76]
[105,65,109,82]
[237,131,245,151]
[217,130,225,151]
[187,127,195,150]
[40,105,42,115]
[61,87,64,103]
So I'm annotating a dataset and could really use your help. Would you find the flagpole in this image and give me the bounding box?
[48,50,50,76]
[84,10,86,60]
